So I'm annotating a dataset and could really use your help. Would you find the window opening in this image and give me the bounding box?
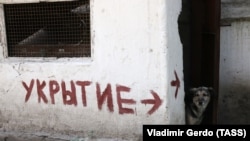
[4,0,90,58]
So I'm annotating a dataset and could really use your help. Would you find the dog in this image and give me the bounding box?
[185,87,214,125]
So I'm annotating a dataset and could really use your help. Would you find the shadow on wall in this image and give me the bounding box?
[218,84,250,124]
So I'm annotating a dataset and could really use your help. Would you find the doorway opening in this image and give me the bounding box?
[178,0,221,124]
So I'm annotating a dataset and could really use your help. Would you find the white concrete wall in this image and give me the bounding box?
[166,0,185,124]
[220,22,250,124]
[221,0,250,20]
[0,0,184,139]
[220,0,250,124]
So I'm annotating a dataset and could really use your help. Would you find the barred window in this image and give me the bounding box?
[3,0,90,58]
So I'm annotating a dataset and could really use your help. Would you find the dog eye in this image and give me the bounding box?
[203,94,208,96]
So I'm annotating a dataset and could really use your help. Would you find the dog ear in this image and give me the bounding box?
[207,87,214,96]
[185,88,197,104]
[189,88,198,95]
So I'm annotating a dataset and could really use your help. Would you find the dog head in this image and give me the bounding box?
[187,87,213,110]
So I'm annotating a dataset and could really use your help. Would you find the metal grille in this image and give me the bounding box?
[4,0,90,58]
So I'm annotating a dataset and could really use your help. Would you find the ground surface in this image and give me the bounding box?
[0,131,130,141]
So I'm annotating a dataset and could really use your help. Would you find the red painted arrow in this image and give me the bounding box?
[141,90,162,115]
[171,70,180,99]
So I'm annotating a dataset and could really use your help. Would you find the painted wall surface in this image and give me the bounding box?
[220,0,250,124]
[0,0,184,139]
[166,0,184,124]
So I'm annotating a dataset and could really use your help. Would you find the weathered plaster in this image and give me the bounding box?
[0,0,184,139]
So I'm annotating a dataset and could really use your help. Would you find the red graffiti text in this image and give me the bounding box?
[22,79,162,115]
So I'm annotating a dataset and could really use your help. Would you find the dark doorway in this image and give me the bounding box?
[179,0,221,124]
